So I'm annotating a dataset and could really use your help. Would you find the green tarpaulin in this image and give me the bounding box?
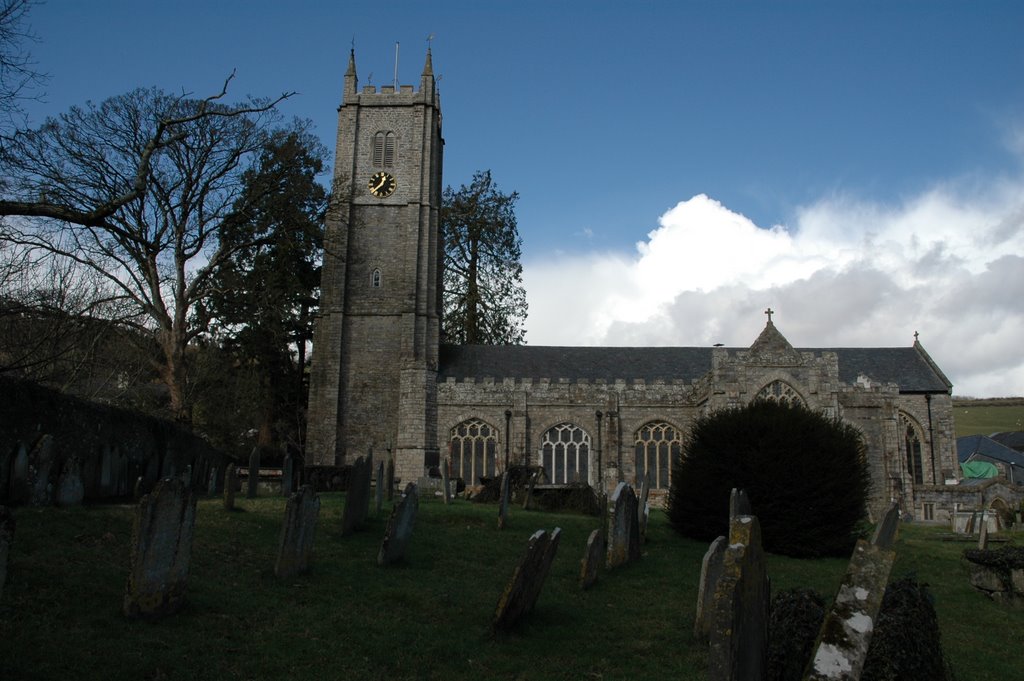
[961,461,999,479]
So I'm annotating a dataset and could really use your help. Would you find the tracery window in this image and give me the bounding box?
[371,268,382,288]
[449,418,497,484]
[372,131,396,167]
[901,413,924,485]
[541,423,591,485]
[634,421,682,490]
[755,380,805,407]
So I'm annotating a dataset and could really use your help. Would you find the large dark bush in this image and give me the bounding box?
[862,577,952,681]
[768,588,826,681]
[666,400,870,557]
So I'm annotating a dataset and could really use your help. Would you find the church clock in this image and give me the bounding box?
[368,171,396,198]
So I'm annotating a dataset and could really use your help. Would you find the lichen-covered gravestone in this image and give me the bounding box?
[606,482,640,569]
[579,528,605,590]
[223,463,237,510]
[378,482,419,566]
[492,527,562,632]
[274,485,320,579]
[694,535,727,642]
[123,477,197,619]
[0,505,13,600]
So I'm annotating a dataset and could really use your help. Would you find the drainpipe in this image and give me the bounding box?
[595,410,603,491]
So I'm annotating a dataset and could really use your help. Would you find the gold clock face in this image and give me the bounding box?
[368,171,397,198]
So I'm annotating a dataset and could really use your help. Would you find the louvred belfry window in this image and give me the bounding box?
[372,131,396,167]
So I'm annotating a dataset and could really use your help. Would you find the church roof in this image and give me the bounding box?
[438,344,952,393]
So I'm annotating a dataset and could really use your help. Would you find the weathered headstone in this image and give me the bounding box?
[274,485,320,579]
[223,463,237,510]
[977,514,989,550]
[707,515,770,681]
[385,457,395,501]
[638,473,651,543]
[606,482,640,569]
[281,455,294,497]
[9,442,29,504]
[341,455,371,536]
[207,467,218,496]
[0,505,13,600]
[492,527,562,632]
[522,471,538,510]
[694,535,727,642]
[804,503,899,681]
[133,476,145,501]
[246,447,260,499]
[123,477,197,618]
[375,459,384,515]
[498,470,510,530]
[579,528,605,590]
[28,434,56,506]
[441,457,452,504]
[55,456,85,507]
[729,487,751,520]
[378,482,419,566]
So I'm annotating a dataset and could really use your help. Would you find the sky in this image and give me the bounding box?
[19,1,1024,397]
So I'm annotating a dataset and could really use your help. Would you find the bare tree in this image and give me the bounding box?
[0,0,45,137]
[0,82,293,421]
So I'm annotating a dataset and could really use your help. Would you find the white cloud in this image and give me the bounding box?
[523,179,1024,397]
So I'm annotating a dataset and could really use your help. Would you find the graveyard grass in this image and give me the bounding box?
[2,495,1022,681]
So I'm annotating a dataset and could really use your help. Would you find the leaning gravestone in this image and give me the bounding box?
[492,527,562,632]
[804,503,899,681]
[707,514,769,681]
[123,477,197,618]
[246,448,260,499]
[522,471,538,510]
[274,485,320,579]
[223,464,237,510]
[281,455,294,497]
[606,482,641,569]
[341,455,371,536]
[694,535,727,642]
[28,434,56,506]
[579,528,605,590]
[55,456,85,507]
[378,482,419,566]
[0,506,13,600]
[498,471,510,530]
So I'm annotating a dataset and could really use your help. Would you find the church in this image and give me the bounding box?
[307,49,962,523]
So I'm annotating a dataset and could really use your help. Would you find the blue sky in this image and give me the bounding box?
[22,1,1024,396]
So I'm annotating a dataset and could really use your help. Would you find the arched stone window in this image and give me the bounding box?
[755,380,805,407]
[449,418,497,484]
[371,268,382,288]
[372,131,396,167]
[634,421,683,490]
[541,423,591,485]
[901,413,925,485]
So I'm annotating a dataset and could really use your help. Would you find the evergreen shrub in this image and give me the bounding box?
[767,588,826,681]
[666,400,870,557]
[861,577,952,681]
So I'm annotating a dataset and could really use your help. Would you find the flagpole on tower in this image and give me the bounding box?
[394,41,400,89]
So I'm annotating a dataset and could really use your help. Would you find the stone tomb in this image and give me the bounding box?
[606,482,640,569]
[274,485,320,579]
[123,477,197,618]
[378,482,419,566]
[492,527,562,632]
[706,515,770,681]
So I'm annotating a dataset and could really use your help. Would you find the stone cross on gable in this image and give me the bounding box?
[914,330,919,342]
[764,307,774,323]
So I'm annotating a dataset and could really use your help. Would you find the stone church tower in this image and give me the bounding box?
[307,49,443,480]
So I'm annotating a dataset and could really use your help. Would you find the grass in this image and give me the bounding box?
[954,403,1024,437]
[1,494,1022,680]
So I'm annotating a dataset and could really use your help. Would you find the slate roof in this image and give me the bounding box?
[990,431,1024,452]
[957,434,1024,467]
[438,344,952,393]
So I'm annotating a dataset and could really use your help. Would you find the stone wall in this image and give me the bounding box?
[0,376,231,505]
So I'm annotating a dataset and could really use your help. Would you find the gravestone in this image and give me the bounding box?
[606,482,640,569]
[492,527,562,632]
[55,456,85,507]
[207,467,218,496]
[341,455,371,536]
[977,515,989,550]
[375,459,384,515]
[274,485,320,579]
[707,515,769,681]
[9,442,29,504]
[281,455,294,497]
[638,473,651,543]
[123,477,197,618]
[441,457,452,504]
[100,444,113,495]
[729,487,751,520]
[378,482,419,566]
[223,464,237,510]
[522,471,538,510]
[182,465,192,487]
[0,445,11,504]
[579,528,605,590]
[694,535,727,642]
[0,505,13,600]
[498,471,510,530]
[804,503,899,681]
[385,458,395,501]
[133,476,145,501]
[28,434,56,506]
[246,447,260,499]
